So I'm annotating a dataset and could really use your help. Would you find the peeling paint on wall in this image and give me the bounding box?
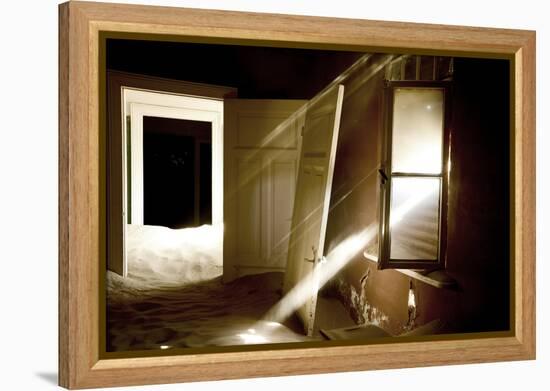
[335,274,392,331]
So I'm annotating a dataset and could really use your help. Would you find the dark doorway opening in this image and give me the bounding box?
[143,116,212,228]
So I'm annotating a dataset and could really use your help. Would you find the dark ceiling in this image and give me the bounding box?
[106,39,364,99]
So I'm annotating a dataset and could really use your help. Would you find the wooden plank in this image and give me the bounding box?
[517,33,536,355]
[58,3,70,388]
[75,1,530,55]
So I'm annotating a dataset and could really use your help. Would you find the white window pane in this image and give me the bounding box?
[390,177,440,260]
[392,88,444,174]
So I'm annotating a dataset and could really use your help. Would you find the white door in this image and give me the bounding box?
[283,84,345,336]
[224,99,307,282]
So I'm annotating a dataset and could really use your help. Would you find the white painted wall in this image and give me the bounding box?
[0,1,547,391]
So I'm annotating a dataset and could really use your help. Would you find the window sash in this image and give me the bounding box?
[378,81,450,270]
[388,176,442,261]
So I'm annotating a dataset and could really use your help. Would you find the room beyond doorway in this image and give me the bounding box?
[143,116,212,229]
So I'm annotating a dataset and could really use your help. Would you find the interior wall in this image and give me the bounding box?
[323,56,511,335]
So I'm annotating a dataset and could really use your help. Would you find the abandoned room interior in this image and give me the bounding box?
[104,38,511,353]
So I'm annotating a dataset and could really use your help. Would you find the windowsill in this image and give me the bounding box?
[362,251,457,289]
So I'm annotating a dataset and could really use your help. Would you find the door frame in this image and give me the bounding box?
[120,90,223,277]
[106,71,236,276]
[124,92,223,225]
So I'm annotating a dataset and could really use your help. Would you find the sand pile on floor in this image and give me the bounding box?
[107,224,310,351]
[107,224,223,300]
[107,271,310,351]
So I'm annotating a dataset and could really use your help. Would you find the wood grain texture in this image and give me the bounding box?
[58,3,70,387]
[58,1,536,389]
[517,33,536,355]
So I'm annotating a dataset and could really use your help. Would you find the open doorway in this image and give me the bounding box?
[142,116,212,228]
[114,87,225,277]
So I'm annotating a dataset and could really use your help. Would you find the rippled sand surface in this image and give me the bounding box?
[107,225,310,352]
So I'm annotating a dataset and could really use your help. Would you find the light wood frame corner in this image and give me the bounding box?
[59,1,536,389]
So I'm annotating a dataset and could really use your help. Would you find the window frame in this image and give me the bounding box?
[378,80,452,270]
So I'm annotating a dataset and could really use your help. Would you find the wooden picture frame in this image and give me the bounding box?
[58,1,536,389]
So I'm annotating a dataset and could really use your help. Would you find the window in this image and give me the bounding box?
[378,81,451,270]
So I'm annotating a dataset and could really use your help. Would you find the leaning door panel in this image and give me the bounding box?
[283,84,345,335]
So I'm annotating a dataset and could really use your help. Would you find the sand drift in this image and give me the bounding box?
[107,224,310,351]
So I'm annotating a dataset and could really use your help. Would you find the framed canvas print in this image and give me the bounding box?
[58,1,536,389]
